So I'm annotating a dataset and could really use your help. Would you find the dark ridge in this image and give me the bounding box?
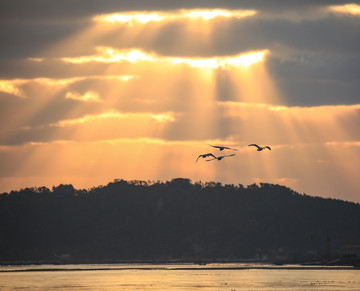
[1,178,359,266]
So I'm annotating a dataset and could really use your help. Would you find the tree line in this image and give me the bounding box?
[1,178,359,264]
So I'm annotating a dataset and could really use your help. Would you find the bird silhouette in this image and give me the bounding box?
[209,145,238,151]
[196,153,217,163]
[248,144,271,151]
[206,153,236,161]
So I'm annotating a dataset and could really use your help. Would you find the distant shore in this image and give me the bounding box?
[1,259,359,272]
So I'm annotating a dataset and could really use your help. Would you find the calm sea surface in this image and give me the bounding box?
[0,264,359,290]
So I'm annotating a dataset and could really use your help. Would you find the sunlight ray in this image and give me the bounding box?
[2,4,359,203]
[216,100,360,195]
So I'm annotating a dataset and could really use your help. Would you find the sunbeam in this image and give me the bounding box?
[1,5,359,202]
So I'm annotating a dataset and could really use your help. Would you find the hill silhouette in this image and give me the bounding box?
[1,178,359,265]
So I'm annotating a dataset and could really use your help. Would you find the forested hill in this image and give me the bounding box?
[1,178,359,264]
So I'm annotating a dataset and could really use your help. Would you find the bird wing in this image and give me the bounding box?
[265,146,271,150]
[218,154,236,159]
[223,146,238,151]
[248,144,260,149]
[210,144,230,150]
[226,153,236,157]
[206,158,217,162]
[199,153,217,162]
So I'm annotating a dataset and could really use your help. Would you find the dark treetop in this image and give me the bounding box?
[1,178,359,264]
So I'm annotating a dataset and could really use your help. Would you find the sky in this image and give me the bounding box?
[0,1,359,202]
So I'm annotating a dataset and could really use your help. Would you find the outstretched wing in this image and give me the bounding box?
[264,146,271,150]
[209,144,220,149]
[225,153,236,158]
[218,154,236,159]
[197,153,217,163]
[223,146,238,151]
[248,144,260,149]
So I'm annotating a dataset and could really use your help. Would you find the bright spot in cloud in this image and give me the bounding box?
[222,51,268,67]
[27,57,44,62]
[94,9,257,25]
[65,91,101,102]
[183,9,256,20]
[95,12,164,24]
[329,3,360,15]
[62,47,269,69]
[0,80,27,98]
[171,51,267,68]
[62,47,152,63]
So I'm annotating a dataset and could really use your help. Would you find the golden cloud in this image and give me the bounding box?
[65,91,101,102]
[218,101,360,117]
[329,3,360,15]
[0,75,137,98]
[61,47,269,69]
[94,9,257,25]
[51,110,177,127]
[0,80,27,98]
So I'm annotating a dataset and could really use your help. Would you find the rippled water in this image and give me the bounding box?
[0,264,359,290]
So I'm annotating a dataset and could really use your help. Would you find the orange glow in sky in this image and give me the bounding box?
[1,5,360,203]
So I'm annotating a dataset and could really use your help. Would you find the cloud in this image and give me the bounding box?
[51,110,177,127]
[0,1,350,23]
[266,52,360,106]
[94,9,257,25]
[2,2,357,61]
[0,109,179,146]
[0,75,137,98]
[65,91,101,103]
[0,80,27,98]
[61,47,268,69]
[329,3,360,16]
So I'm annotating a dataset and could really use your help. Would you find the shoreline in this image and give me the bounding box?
[1,262,359,273]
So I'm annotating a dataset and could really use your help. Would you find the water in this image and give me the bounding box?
[0,264,359,290]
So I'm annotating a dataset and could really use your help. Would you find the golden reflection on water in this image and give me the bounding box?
[0,265,360,290]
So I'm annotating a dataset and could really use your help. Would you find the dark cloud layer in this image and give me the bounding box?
[0,1,288,21]
[1,1,359,57]
[1,0,360,146]
[0,0,352,21]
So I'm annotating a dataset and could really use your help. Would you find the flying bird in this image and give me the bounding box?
[206,153,236,161]
[248,144,271,151]
[209,145,238,151]
[196,153,217,163]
